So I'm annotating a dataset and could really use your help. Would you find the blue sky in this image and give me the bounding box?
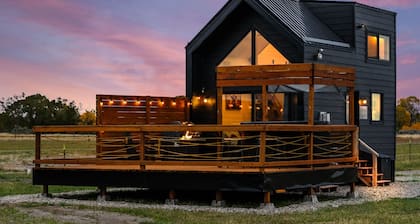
[0,0,418,110]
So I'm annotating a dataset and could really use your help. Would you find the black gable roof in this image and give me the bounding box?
[186,0,350,52]
[257,0,348,46]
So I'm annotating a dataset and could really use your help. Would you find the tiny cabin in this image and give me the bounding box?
[33,0,396,203]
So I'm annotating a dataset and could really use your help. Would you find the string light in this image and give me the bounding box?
[109,100,114,105]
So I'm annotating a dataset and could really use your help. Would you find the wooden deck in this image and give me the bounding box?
[32,124,359,195]
[32,64,361,201]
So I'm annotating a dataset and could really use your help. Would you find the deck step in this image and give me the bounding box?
[357,167,373,170]
[361,173,384,177]
[318,185,339,192]
[377,179,391,185]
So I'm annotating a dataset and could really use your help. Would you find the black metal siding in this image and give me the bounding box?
[302,4,396,162]
[354,5,396,160]
[304,2,355,46]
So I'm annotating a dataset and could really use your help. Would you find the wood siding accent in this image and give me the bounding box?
[97,95,188,125]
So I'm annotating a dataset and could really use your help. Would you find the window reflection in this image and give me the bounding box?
[219,32,252,66]
[256,31,289,65]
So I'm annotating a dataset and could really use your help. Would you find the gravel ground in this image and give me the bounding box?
[1,177,419,216]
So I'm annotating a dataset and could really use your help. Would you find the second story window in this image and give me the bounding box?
[367,34,390,61]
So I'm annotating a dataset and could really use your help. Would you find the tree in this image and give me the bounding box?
[398,96,420,126]
[0,93,79,132]
[396,105,410,131]
[79,110,96,125]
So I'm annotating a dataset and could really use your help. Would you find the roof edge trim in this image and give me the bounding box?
[304,37,350,48]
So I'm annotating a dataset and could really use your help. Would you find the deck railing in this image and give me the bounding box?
[33,125,359,170]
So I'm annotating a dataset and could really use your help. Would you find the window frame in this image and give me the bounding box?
[367,32,391,62]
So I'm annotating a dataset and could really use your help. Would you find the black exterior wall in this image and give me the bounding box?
[186,0,396,180]
[302,2,396,179]
[33,168,357,192]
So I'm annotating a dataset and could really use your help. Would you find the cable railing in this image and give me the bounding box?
[33,125,359,170]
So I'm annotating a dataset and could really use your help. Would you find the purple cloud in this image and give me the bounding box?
[356,0,420,7]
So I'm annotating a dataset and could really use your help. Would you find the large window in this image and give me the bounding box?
[219,32,252,66]
[367,34,390,61]
[219,30,289,67]
[371,93,382,121]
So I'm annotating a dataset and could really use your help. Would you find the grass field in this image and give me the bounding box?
[0,198,419,224]
[1,133,419,223]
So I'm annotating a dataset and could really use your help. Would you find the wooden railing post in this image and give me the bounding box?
[139,132,145,170]
[259,130,266,169]
[352,128,359,160]
[35,132,41,168]
[309,132,314,167]
[372,154,378,187]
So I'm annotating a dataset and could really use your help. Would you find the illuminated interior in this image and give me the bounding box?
[379,35,390,61]
[371,93,382,121]
[219,32,252,66]
[256,31,289,65]
[367,35,378,58]
[368,34,390,61]
[219,31,289,66]
[219,31,289,124]
[222,94,252,125]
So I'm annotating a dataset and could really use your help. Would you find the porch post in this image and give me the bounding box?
[308,64,315,125]
[217,87,223,124]
[262,85,268,121]
[308,85,315,125]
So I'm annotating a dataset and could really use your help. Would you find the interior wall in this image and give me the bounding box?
[222,94,252,125]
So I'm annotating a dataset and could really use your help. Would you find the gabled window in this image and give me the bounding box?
[219,30,289,67]
[371,92,383,122]
[367,34,390,61]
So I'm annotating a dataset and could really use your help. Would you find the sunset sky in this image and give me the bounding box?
[0,0,418,111]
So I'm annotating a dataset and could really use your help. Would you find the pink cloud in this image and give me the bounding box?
[397,76,420,99]
[399,54,417,65]
[1,0,187,109]
[397,39,417,48]
[0,57,97,110]
[357,0,420,7]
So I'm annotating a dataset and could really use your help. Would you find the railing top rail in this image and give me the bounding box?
[359,138,380,157]
[33,124,358,133]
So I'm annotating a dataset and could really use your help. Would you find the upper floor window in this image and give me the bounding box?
[219,31,289,66]
[367,34,390,61]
